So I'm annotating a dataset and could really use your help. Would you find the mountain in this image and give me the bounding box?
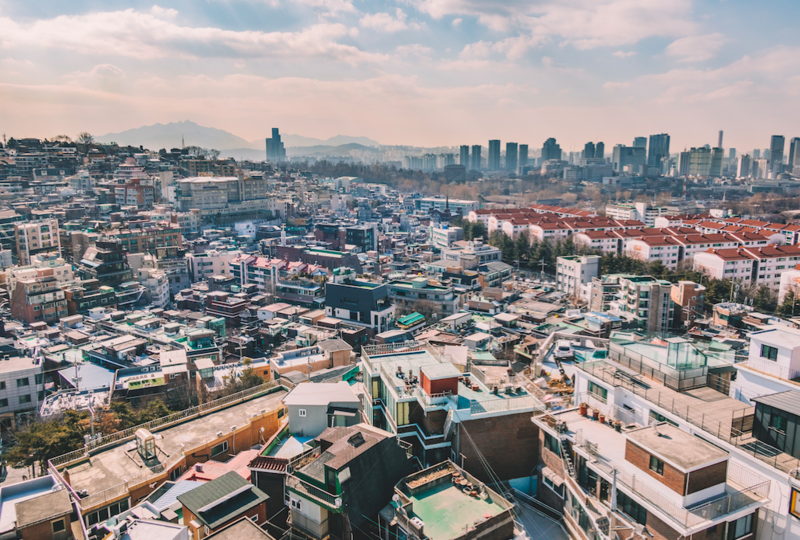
[287,143,379,157]
[98,120,253,151]
[98,120,381,152]
[275,134,381,148]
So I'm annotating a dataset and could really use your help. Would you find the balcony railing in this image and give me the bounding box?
[287,476,342,510]
[740,357,800,382]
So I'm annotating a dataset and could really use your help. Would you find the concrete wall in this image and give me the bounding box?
[459,411,539,482]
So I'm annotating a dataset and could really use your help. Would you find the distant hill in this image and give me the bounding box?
[98,120,381,153]
[98,120,253,151]
[287,143,379,157]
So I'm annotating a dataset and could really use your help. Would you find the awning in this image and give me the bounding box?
[327,407,357,417]
[542,466,564,487]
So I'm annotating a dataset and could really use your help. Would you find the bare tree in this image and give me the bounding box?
[208,149,221,160]
[76,132,94,154]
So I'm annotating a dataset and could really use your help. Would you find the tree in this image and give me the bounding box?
[513,232,531,263]
[208,149,221,160]
[77,132,94,154]
[471,222,487,241]
[752,285,778,314]
[52,134,72,144]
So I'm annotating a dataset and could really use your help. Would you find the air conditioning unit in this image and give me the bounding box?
[216,431,223,438]
[230,425,237,432]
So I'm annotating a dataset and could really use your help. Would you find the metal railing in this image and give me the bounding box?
[288,476,342,509]
[469,394,545,416]
[740,357,800,382]
[50,380,281,468]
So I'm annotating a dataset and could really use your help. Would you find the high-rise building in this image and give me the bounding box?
[460,145,470,168]
[471,145,482,171]
[789,137,800,169]
[770,135,785,174]
[265,128,286,162]
[595,142,604,159]
[710,147,724,177]
[633,137,647,148]
[612,145,646,173]
[718,130,724,148]
[518,144,529,169]
[753,149,761,159]
[737,154,751,178]
[488,140,501,171]
[678,150,691,176]
[753,158,769,178]
[728,148,736,160]
[687,147,712,177]
[505,142,518,171]
[542,138,562,161]
[647,134,670,168]
[582,142,595,159]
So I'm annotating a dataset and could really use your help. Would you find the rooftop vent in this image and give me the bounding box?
[347,432,366,448]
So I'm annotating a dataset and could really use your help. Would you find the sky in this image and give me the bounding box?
[1,0,799,152]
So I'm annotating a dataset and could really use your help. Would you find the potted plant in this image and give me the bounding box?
[614,420,623,433]
[579,402,589,416]
[592,408,599,420]
[598,412,606,424]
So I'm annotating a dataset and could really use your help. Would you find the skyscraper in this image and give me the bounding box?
[710,148,723,177]
[542,138,562,161]
[582,142,595,159]
[471,145,482,170]
[519,144,529,169]
[460,145,470,168]
[595,142,604,159]
[687,147,712,177]
[488,140,501,171]
[633,137,647,149]
[265,128,286,162]
[728,148,736,160]
[770,135,785,174]
[718,130,724,148]
[647,134,670,168]
[736,154,751,178]
[505,142,518,171]
[753,149,761,159]
[789,137,800,169]
[612,145,646,173]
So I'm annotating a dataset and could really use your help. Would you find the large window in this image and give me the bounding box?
[544,433,561,456]
[761,344,778,361]
[769,413,787,433]
[588,382,608,403]
[730,514,753,540]
[617,490,647,525]
[211,441,229,457]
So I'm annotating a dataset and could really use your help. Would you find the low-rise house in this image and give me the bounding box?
[283,382,361,437]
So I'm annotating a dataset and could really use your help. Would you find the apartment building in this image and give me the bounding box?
[325,271,395,333]
[386,277,462,316]
[670,280,706,328]
[0,356,45,429]
[115,179,155,208]
[5,253,73,300]
[694,244,800,289]
[187,249,241,281]
[111,225,183,256]
[439,239,502,269]
[605,202,667,227]
[608,275,674,334]
[556,255,600,301]
[14,219,60,265]
[10,269,69,324]
[429,224,464,249]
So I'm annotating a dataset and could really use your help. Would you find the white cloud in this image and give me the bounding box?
[360,9,420,32]
[0,8,381,64]
[452,17,463,26]
[666,33,725,62]
[294,0,357,14]
[603,81,631,89]
[396,44,433,57]
[613,51,636,58]
[412,0,695,50]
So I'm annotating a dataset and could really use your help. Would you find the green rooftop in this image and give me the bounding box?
[406,483,505,540]
[397,312,425,327]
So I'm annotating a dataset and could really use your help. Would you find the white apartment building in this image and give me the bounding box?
[573,230,621,254]
[626,237,682,269]
[428,225,463,249]
[605,202,667,227]
[0,357,45,429]
[608,275,674,334]
[5,253,74,300]
[439,239,502,270]
[137,267,171,309]
[694,245,800,289]
[555,255,600,301]
[187,249,241,281]
[14,219,60,265]
[778,266,800,302]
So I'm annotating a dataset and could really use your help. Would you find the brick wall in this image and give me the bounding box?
[625,440,686,496]
[20,515,72,540]
[643,510,683,540]
[459,412,539,482]
[686,460,727,495]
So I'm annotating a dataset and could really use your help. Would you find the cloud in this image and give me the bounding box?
[666,33,725,62]
[603,81,631,89]
[360,9,420,32]
[0,8,381,64]
[294,0,357,14]
[396,44,433,57]
[452,17,463,26]
[613,51,636,58]
[412,0,695,49]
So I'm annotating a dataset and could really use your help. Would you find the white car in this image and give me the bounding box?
[554,340,574,360]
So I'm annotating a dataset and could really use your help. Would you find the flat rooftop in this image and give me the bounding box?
[626,423,729,472]
[63,389,287,495]
[406,482,505,540]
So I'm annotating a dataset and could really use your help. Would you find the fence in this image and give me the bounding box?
[469,395,545,416]
[50,380,281,468]
[741,358,800,381]
[608,343,707,391]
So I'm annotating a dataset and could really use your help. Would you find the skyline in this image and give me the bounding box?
[1,0,799,151]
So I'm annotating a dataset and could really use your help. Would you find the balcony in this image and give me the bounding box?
[286,476,343,512]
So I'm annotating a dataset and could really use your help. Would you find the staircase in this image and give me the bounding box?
[443,409,455,441]
[558,436,575,479]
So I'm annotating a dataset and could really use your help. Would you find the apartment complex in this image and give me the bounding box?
[14,219,61,265]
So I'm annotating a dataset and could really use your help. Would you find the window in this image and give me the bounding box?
[16,378,29,387]
[0,381,5,390]
[299,409,307,417]
[544,433,560,456]
[588,381,608,402]
[0,399,7,408]
[731,514,753,540]
[649,455,664,475]
[616,490,647,525]
[210,441,229,457]
[761,344,778,361]
[290,498,302,510]
[19,395,31,404]
[251,514,259,522]
[543,475,565,498]
[52,519,66,533]
[770,413,787,433]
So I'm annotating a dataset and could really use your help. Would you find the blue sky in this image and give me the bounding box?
[1,0,798,152]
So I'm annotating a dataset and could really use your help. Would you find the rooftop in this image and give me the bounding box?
[625,423,729,472]
[282,382,359,407]
[177,472,269,530]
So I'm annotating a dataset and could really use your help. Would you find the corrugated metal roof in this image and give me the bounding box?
[753,390,800,417]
